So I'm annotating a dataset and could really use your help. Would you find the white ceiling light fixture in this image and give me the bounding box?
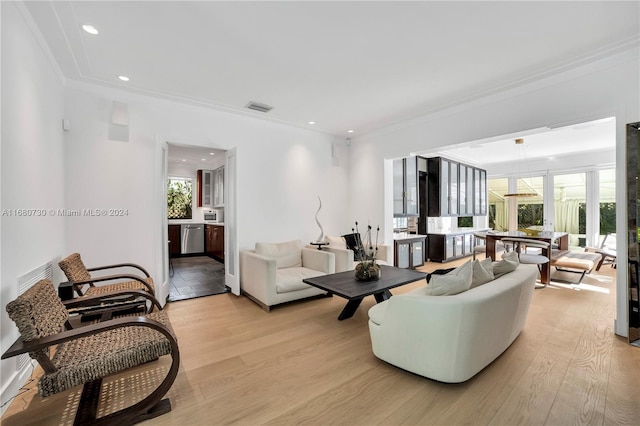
[118,75,130,82]
[209,152,215,156]
[347,129,354,133]
[81,24,99,35]
[504,138,538,198]
[308,121,315,125]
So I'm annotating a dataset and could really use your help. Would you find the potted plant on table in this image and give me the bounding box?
[353,222,381,282]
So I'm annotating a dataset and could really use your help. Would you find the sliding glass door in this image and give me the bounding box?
[489,171,611,248]
[553,172,586,247]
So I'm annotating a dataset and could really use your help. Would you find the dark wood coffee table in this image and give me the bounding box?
[303,265,427,320]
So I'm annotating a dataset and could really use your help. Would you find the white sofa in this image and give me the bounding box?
[319,235,391,272]
[368,264,538,383]
[240,240,335,311]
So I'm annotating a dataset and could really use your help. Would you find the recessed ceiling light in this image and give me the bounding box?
[347,129,354,133]
[201,159,206,161]
[82,24,99,35]
[209,152,215,156]
[308,121,315,125]
[118,75,130,82]
[181,159,186,162]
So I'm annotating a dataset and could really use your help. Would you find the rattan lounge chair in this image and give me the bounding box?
[2,279,179,425]
[59,253,155,297]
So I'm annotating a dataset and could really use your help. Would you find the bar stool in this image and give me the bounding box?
[501,237,550,288]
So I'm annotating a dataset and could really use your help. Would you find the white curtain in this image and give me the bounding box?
[494,200,509,231]
[555,200,580,234]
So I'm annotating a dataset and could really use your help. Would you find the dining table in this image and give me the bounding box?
[485,231,569,285]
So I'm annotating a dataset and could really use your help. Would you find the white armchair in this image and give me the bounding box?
[240,240,335,311]
[318,235,391,273]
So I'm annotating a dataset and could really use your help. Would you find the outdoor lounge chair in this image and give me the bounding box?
[585,233,617,270]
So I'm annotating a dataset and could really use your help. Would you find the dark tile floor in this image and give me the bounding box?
[168,256,228,302]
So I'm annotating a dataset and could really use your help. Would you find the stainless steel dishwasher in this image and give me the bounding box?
[181,224,204,254]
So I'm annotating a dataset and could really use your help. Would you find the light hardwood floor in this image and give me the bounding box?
[2,260,639,425]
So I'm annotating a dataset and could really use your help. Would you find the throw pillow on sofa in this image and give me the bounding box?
[255,240,302,269]
[471,257,495,288]
[324,235,347,249]
[493,250,519,278]
[425,260,472,296]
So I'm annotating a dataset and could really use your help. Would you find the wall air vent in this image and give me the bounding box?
[245,101,273,113]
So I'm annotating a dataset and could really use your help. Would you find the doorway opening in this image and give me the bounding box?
[165,142,230,302]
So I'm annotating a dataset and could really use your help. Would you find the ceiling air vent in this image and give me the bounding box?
[245,101,273,113]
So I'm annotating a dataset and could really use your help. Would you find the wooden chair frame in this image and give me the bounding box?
[59,254,155,297]
[2,285,179,425]
[63,289,163,322]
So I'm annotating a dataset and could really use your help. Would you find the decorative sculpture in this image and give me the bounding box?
[314,196,325,243]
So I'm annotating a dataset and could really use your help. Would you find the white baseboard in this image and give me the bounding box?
[0,359,36,417]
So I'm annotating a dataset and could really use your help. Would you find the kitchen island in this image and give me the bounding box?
[427,227,490,262]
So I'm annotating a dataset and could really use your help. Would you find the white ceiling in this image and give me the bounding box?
[166,144,226,167]
[420,116,617,168]
[23,1,639,138]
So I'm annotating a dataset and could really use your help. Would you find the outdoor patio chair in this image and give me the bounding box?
[585,233,617,270]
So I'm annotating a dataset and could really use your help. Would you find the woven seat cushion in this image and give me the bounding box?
[6,279,173,398]
[84,276,155,295]
[39,310,173,397]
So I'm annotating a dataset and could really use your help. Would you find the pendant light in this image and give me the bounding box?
[504,138,537,198]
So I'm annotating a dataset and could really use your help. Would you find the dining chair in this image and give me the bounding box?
[474,231,507,260]
[501,237,550,287]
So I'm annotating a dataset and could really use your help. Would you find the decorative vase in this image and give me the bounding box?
[355,261,381,282]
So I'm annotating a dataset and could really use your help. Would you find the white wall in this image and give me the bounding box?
[63,81,351,289]
[350,48,640,336]
[1,1,351,410]
[0,1,66,412]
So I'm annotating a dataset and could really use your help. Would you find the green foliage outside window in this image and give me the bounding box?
[517,204,543,228]
[167,178,192,219]
[577,203,616,235]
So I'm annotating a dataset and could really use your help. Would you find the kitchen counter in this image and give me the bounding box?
[427,228,489,262]
[393,233,427,240]
[168,219,200,225]
[427,227,489,235]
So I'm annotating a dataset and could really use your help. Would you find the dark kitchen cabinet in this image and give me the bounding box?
[197,169,214,208]
[427,157,487,217]
[206,224,224,260]
[427,229,487,262]
[168,225,181,257]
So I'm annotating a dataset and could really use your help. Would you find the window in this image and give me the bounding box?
[488,178,508,231]
[167,177,193,220]
[516,176,544,229]
[599,169,616,235]
[554,172,585,246]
